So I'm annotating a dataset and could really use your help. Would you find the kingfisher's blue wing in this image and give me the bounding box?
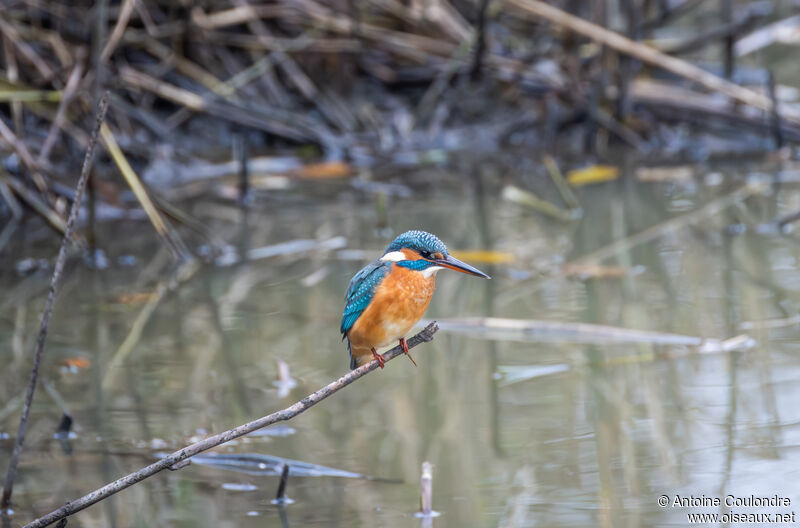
[340,260,391,336]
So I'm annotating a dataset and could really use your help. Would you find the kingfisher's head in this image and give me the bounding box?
[381,230,490,279]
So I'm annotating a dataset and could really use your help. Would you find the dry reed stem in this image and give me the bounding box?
[99,0,135,63]
[99,123,186,260]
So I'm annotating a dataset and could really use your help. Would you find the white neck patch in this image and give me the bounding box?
[381,251,406,262]
[421,265,444,278]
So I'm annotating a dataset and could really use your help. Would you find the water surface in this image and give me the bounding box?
[2,160,800,527]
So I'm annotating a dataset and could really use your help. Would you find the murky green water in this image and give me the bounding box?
[3,160,800,527]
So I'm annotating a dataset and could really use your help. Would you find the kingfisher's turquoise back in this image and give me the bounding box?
[340,260,391,336]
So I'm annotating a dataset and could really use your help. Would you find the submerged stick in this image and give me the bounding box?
[419,461,433,516]
[275,464,290,503]
[24,322,439,528]
[1,92,109,509]
[432,317,746,348]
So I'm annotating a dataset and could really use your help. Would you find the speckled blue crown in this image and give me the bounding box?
[384,230,448,256]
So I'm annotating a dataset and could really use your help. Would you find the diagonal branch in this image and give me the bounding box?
[24,322,439,528]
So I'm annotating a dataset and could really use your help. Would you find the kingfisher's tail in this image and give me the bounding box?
[347,338,356,370]
[350,354,373,369]
[347,339,373,370]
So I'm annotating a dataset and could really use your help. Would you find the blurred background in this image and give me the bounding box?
[3,0,800,527]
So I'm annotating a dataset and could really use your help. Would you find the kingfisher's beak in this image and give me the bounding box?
[435,255,491,279]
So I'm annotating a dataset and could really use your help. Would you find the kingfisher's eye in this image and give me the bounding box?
[420,250,431,259]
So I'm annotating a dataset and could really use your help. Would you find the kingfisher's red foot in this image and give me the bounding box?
[371,347,385,369]
[399,338,417,367]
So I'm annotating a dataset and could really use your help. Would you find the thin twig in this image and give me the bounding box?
[1,91,110,510]
[23,322,439,528]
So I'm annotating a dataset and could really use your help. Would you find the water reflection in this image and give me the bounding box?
[2,163,800,527]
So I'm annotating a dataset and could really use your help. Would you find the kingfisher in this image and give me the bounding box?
[341,230,490,369]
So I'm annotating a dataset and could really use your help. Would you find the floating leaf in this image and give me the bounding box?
[291,161,352,179]
[60,357,90,370]
[566,165,620,186]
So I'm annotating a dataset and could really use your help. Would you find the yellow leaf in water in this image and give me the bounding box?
[566,165,620,186]
[450,250,514,264]
[291,161,353,179]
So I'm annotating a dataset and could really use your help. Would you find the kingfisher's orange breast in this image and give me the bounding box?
[347,265,435,352]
